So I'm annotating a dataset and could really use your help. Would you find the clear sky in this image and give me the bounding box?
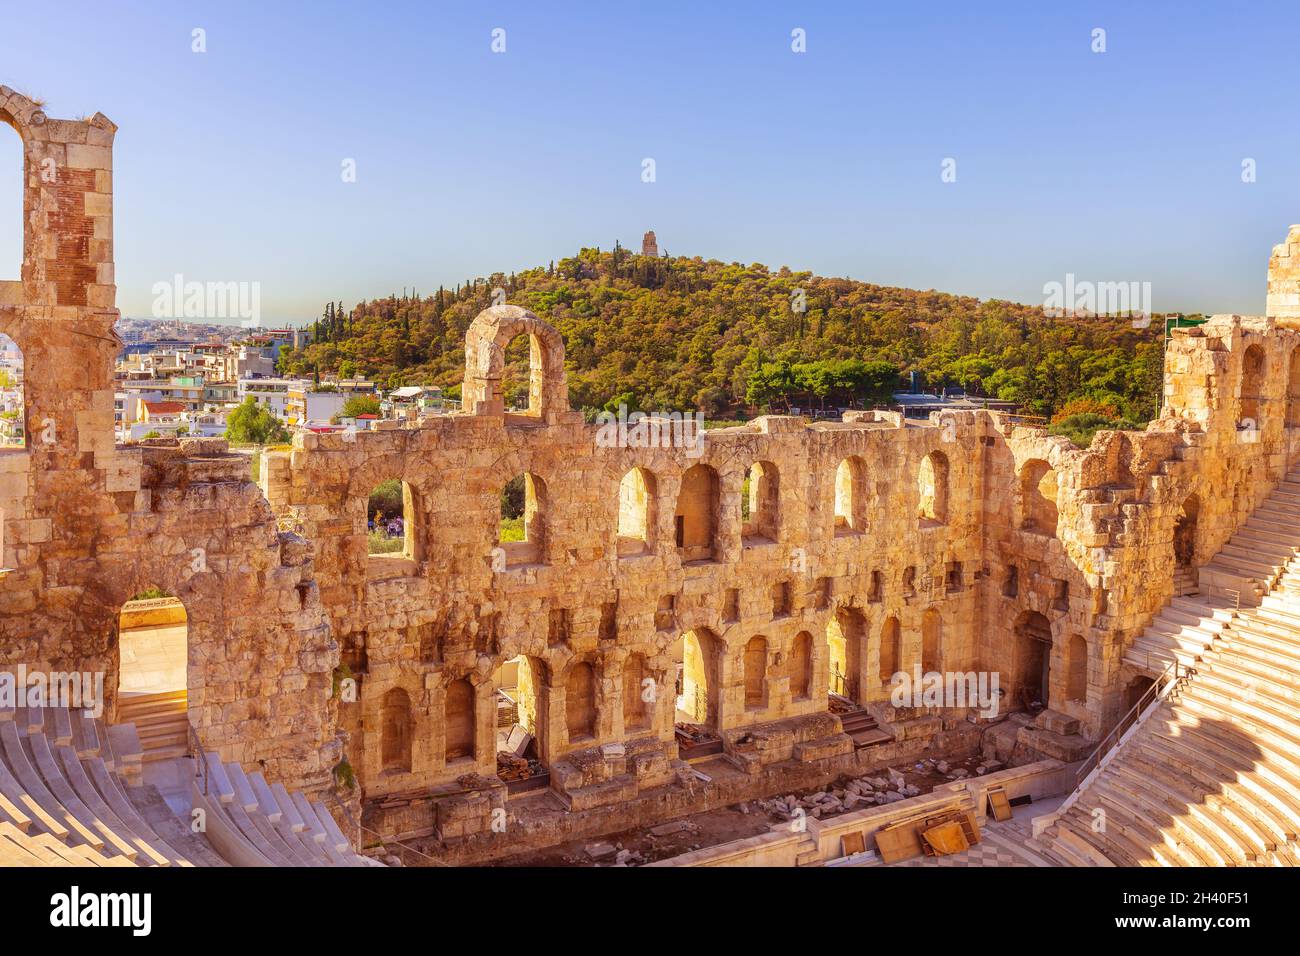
[2,0,1298,321]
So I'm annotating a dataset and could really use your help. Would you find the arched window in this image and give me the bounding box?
[679,629,720,727]
[741,461,780,544]
[1019,459,1058,535]
[381,688,412,772]
[368,478,418,559]
[918,451,949,525]
[617,467,656,557]
[501,332,546,416]
[0,117,20,281]
[115,590,188,755]
[445,678,475,761]
[743,636,768,710]
[833,456,868,535]
[921,608,942,672]
[1239,344,1267,426]
[566,661,596,742]
[827,607,865,701]
[1067,635,1088,703]
[675,464,719,562]
[499,472,548,567]
[0,333,24,449]
[790,632,812,701]
[880,616,901,687]
[1014,611,1053,709]
[623,653,651,732]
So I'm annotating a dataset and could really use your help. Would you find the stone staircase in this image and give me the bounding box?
[1033,480,1300,866]
[0,702,372,867]
[1125,467,1300,677]
[191,751,373,867]
[1198,469,1300,607]
[117,690,188,763]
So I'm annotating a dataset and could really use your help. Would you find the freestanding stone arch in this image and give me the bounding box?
[462,305,570,422]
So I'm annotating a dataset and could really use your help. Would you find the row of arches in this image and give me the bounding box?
[365,450,970,573]
[379,678,477,773]
[371,607,1100,781]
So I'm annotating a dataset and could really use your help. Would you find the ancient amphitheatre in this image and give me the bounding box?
[3,84,1300,870]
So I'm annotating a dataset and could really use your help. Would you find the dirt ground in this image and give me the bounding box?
[490,752,992,866]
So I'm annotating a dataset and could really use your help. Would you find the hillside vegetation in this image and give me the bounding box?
[276,246,1170,432]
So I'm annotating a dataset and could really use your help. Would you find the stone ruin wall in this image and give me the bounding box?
[3,89,1300,834]
[267,303,1300,815]
[0,89,342,793]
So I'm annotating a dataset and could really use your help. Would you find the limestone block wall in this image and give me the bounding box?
[267,392,988,800]
[0,92,341,793]
[1268,225,1300,326]
[986,315,1300,736]
[265,303,1300,787]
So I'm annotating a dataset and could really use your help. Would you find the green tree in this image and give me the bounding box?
[340,395,381,419]
[224,396,290,445]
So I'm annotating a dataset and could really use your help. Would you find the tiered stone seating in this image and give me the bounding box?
[191,751,372,866]
[1038,476,1300,866]
[1122,595,1235,676]
[0,705,197,866]
[0,703,373,867]
[1198,471,1300,607]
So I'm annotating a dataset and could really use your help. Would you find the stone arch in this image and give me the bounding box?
[0,88,46,286]
[833,455,868,535]
[679,628,721,727]
[827,606,865,701]
[675,463,720,563]
[1014,611,1053,710]
[616,466,657,557]
[1066,634,1088,703]
[1239,343,1267,425]
[114,590,190,740]
[1019,458,1058,535]
[921,607,942,671]
[366,476,421,562]
[0,116,19,281]
[499,471,549,567]
[879,616,901,687]
[918,451,949,525]
[511,655,551,765]
[381,687,413,772]
[444,677,475,762]
[462,305,569,421]
[741,460,780,544]
[743,635,768,710]
[565,659,597,743]
[790,631,813,701]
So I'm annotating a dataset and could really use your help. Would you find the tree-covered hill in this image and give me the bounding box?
[276,246,1169,427]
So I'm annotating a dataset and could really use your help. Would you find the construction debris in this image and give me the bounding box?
[496,752,544,782]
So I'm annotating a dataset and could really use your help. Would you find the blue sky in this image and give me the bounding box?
[2,0,1298,321]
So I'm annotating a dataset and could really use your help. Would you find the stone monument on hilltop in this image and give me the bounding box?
[641,230,659,257]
